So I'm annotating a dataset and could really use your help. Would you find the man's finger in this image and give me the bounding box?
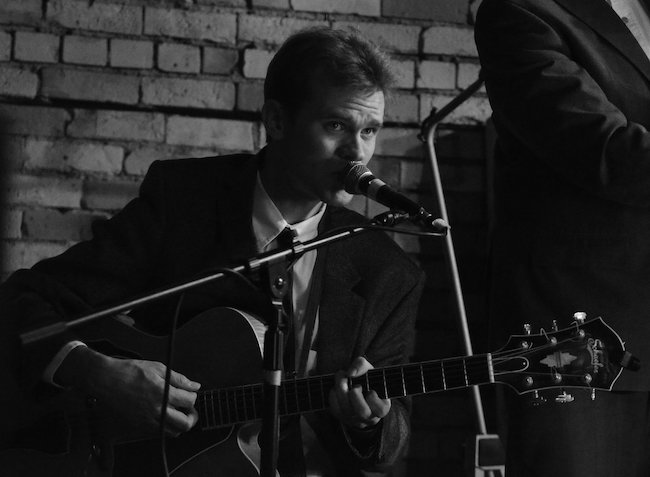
[168,369,201,391]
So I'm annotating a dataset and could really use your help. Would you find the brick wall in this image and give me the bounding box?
[0,0,493,475]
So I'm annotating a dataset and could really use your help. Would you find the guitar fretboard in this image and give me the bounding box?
[196,354,493,430]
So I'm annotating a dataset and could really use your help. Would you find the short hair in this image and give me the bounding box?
[264,27,394,115]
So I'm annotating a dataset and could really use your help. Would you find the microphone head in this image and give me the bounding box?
[344,162,372,194]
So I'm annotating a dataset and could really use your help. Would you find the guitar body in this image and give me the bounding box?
[2,308,268,477]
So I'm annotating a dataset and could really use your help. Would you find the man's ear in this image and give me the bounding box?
[262,100,286,141]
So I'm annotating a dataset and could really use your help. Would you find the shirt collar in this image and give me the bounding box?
[252,172,326,252]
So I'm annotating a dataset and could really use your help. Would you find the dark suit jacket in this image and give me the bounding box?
[476,0,650,390]
[1,153,424,474]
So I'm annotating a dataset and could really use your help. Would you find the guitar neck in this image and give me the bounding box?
[196,353,494,430]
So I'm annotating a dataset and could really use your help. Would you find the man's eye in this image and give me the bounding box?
[327,121,344,131]
[362,128,377,137]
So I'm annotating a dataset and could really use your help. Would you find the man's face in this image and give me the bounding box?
[276,84,385,208]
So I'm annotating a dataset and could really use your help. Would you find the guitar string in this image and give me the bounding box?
[67,336,601,430]
[196,337,599,428]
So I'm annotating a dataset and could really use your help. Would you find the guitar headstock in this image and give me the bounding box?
[494,315,637,395]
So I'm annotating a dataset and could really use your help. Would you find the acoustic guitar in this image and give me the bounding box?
[0,308,634,476]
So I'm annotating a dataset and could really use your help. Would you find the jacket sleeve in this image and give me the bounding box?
[308,266,425,476]
[475,0,650,206]
[1,161,169,389]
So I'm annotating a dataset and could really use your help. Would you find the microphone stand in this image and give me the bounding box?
[419,74,504,477]
[21,220,445,477]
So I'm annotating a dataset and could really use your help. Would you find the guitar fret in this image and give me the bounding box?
[401,367,407,396]
[382,368,388,398]
[463,358,468,386]
[441,361,447,390]
[487,353,495,384]
[420,364,426,393]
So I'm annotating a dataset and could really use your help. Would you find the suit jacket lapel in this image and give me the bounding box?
[315,210,365,374]
[554,0,650,82]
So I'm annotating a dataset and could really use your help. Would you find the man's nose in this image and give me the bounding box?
[339,134,365,163]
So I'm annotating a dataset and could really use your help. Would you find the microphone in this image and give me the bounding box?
[344,162,448,233]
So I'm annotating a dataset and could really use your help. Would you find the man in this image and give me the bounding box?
[1,28,424,476]
[475,0,650,476]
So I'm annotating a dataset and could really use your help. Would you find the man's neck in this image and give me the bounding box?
[259,147,323,225]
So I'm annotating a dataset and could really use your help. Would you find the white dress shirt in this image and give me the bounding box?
[252,172,326,375]
[609,0,650,60]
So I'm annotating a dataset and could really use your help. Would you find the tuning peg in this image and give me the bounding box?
[573,311,587,324]
[521,323,532,349]
[551,320,559,331]
[555,390,574,404]
[590,389,596,401]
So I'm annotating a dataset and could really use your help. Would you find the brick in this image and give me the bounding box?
[0,0,42,25]
[23,208,107,241]
[0,104,70,137]
[24,138,124,174]
[242,49,274,79]
[293,0,380,16]
[67,109,165,143]
[144,8,236,44]
[158,43,200,73]
[252,0,290,7]
[1,209,22,239]
[417,61,456,90]
[82,179,140,211]
[469,0,483,24]
[166,116,254,150]
[0,66,38,98]
[3,136,27,170]
[6,174,82,208]
[385,91,419,124]
[375,127,421,157]
[42,68,139,104]
[195,0,246,6]
[421,94,491,125]
[383,0,469,23]
[457,62,483,90]
[239,16,327,46]
[203,47,238,75]
[110,39,154,69]
[0,31,11,61]
[142,77,235,110]
[98,111,165,142]
[124,146,172,176]
[47,0,143,35]
[14,32,59,63]
[333,22,420,54]
[388,58,415,89]
[63,35,107,66]
[124,146,216,176]
[237,82,264,112]
[423,26,478,57]
[3,241,68,275]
